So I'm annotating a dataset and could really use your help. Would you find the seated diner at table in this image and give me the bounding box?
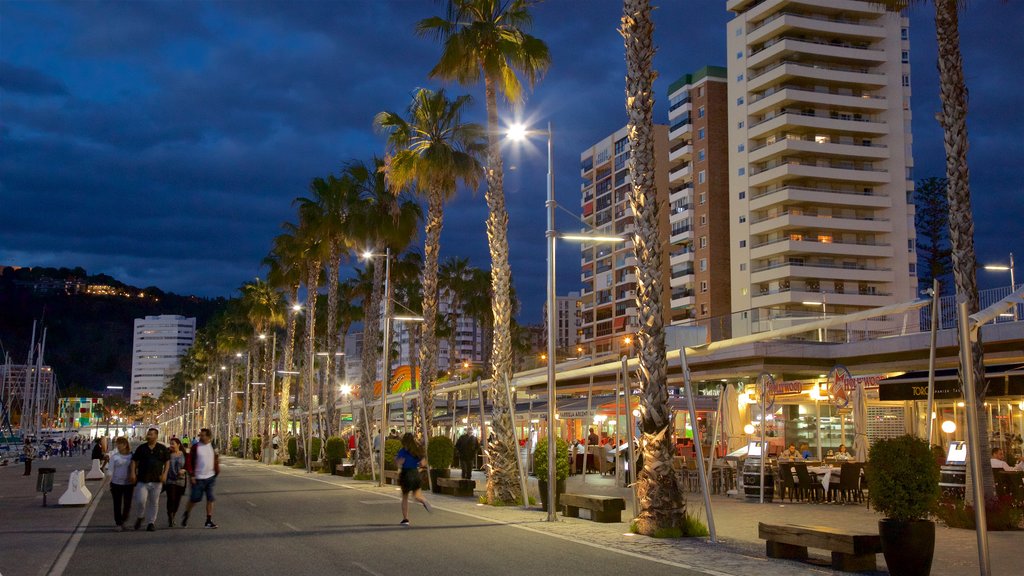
[799,443,812,459]
[779,444,804,461]
[833,444,854,461]
[991,447,1015,471]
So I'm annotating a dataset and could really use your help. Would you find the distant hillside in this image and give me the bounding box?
[0,266,226,393]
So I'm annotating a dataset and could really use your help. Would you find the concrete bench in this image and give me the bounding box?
[435,477,475,497]
[335,463,355,477]
[383,470,401,485]
[561,493,626,523]
[758,522,881,572]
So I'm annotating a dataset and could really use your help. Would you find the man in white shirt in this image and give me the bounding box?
[990,448,1015,471]
[183,428,219,529]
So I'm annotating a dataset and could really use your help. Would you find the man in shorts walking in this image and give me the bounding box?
[183,428,219,529]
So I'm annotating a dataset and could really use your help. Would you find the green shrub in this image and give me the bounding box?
[680,513,710,537]
[866,435,939,521]
[427,436,455,469]
[251,437,261,458]
[533,437,569,482]
[325,436,345,471]
[384,438,402,470]
[287,436,297,463]
[934,495,1023,531]
[230,436,241,454]
[310,437,322,461]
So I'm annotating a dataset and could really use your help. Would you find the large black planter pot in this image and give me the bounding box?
[878,519,935,576]
[538,479,566,511]
[429,468,451,493]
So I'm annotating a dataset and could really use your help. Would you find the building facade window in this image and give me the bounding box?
[738,191,746,199]
[699,236,707,249]
[736,74,744,82]
[739,215,746,223]
[698,128,705,140]
[700,281,708,293]
[699,192,706,204]
[698,149,705,162]
[699,258,707,271]
[902,74,910,87]
[698,106,705,118]
[738,167,745,176]
[901,50,909,63]
[698,170,706,184]
[737,96,745,105]
[736,51,743,59]
[700,214,707,226]
[737,144,744,152]
[739,240,746,248]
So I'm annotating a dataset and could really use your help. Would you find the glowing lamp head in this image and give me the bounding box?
[339,384,352,396]
[361,250,373,260]
[506,123,528,141]
[941,420,957,434]
[743,423,756,435]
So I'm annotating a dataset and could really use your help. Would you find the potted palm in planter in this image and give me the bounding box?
[534,437,569,511]
[866,435,940,576]
[427,436,455,494]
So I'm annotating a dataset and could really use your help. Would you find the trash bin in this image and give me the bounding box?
[37,467,56,506]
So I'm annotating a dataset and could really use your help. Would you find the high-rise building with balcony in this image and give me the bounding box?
[726,0,916,336]
[579,124,671,355]
[666,66,732,340]
[130,315,195,403]
[542,291,582,355]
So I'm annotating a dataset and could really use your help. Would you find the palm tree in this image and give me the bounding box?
[375,88,484,441]
[264,229,303,459]
[345,158,423,474]
[327,278,362,437]
[622,0,684,534]
[240,278,285,460]
[439,256,472,373]
[875,0,992,499]
[296,174,360,440]
[419,0,550,506]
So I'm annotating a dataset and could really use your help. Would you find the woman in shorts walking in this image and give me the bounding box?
[395,432,431,526]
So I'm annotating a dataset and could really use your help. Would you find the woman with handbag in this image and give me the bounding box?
[165,438,187,527]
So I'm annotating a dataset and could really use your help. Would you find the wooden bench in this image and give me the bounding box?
[435,477,476,497]
[560,493,626,523]
[758,523,881,572]
[335,463,355,477]
[383,470,401,485]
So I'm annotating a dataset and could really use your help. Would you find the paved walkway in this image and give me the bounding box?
[0,452,103,576]
[2,455,1016,576]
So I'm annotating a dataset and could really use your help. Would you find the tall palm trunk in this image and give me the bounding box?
[623,0,684,534]
[277,284,300,462]
[246,336,259,458]
[356,259,385,475]
[325,251,340,438]
[303,264,320,462]
[481,73,520,505]
[227,367,238,452]
[419,190,444,442]
[934,0,992,500]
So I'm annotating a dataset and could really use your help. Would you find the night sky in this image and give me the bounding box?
[2,1,1021,324]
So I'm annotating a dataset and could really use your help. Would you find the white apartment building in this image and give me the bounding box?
[542,291,582,354]
[130,315,195,403]
[726,0,916,336]
[579,124,671,355]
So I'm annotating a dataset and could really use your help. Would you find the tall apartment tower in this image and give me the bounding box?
[130,315,195,403]
[579,124,671,355]
[542,291,582,354]
[726,0,916,336]
[666,66,732,340]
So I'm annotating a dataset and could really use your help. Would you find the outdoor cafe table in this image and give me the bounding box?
[806,465,841,492]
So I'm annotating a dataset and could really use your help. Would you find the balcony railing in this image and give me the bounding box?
[750,83,885,104]
[749,10,882,34]
[750,261,892,273]
[749,59,878,81]
[751,236,890,249]
[749,210,888,224]
[749,135,887,153]
[750,185,887,201]
[750,108,883,129]
[750,158,885,176]
[751,35,879,57]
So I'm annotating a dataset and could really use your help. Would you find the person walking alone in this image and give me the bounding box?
[22,439,33,476]
[165,438,187,527]
[128,427,169,532]
[395,432,431,526]
[454,429,480,480]
[183,428,219,529]
[108,437,134,531]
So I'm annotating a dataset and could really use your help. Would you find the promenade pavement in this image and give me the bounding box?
[1,455,1016,576]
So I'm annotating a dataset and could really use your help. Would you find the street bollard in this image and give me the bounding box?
[37,467,56,506]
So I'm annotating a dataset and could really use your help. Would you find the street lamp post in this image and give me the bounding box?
[984,252,1017,321]
[508,121,624,521]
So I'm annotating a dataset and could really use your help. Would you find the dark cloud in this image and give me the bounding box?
[1,1,1021,325]
[0,61,69,95]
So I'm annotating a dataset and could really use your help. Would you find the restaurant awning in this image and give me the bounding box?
[877,363,1024,401]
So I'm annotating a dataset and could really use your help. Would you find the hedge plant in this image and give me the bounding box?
[287,436,297,464]
[325,436,345,472]
[534,437,569,482]
[427,436,455,469]
[866,435,939,522]
[384,438,402,470]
